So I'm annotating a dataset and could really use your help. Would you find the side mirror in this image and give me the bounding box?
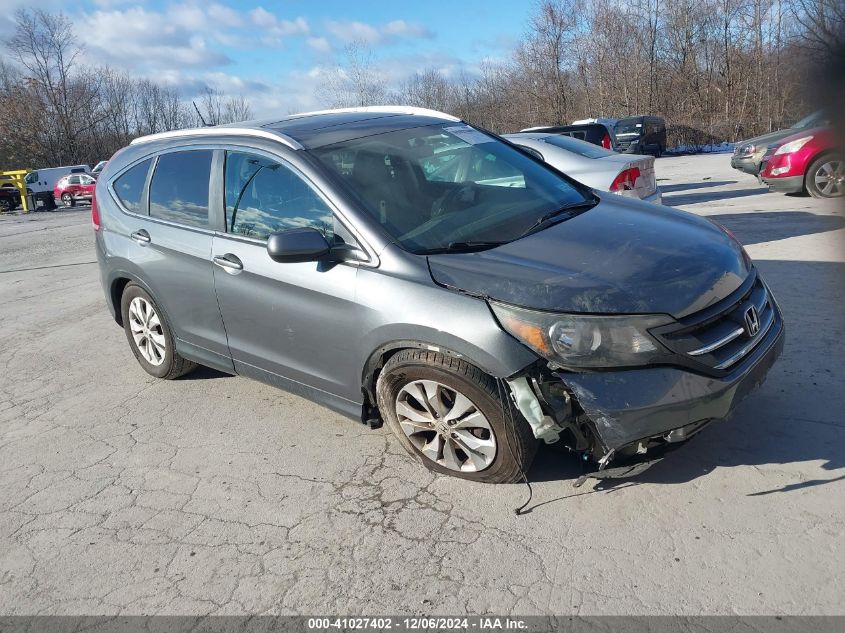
[266,228,330,263]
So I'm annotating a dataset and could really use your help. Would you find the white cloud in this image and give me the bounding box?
[249,7,309,38]
[325,20,381,45]
[82,7,232,69]
[324,19,433,46]
[383,20,433,39]
[307,37,332,54]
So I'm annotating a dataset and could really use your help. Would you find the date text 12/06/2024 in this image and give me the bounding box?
[307,617,528,630]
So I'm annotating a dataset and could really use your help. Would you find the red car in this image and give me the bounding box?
[760,127,843,198]
[54,172,97,207]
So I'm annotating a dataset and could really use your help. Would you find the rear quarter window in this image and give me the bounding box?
[112,158,152,214]
[149,150,212,228]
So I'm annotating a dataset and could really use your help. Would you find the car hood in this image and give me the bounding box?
[738,128,800,149]
[426,195,751,318]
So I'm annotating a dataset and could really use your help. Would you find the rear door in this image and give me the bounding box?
[210,148,364,402]
[110,149,232,371]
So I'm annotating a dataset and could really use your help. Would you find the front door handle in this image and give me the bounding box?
[213,254,243,272]
[130,229,151,245]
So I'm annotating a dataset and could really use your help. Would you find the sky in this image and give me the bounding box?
[0,0,531,116]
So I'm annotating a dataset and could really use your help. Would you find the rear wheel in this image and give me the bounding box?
[120,284,197,380]
[0,199,10,213]
[61,192,74,207]
[376,350,538,483]
[806,155,844,198]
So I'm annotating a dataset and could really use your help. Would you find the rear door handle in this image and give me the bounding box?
[130,229,150,245]
[213,254,243,272]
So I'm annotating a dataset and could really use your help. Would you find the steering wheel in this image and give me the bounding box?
[432,184,476,217]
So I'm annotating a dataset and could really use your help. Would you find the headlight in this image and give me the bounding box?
[739,144,756,156]
[775,136,813,155]
[490,302,673,369]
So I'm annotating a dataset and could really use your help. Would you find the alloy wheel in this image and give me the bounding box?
[62,193,72,206]
[814,159,844,197]
[128,296,166,366]
[395,380,497,472]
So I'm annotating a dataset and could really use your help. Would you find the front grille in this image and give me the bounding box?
[653,274,776,372]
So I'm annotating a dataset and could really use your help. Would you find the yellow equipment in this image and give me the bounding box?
[0,169,31,213]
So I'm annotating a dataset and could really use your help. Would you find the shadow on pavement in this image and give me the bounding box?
[659,180,737,193]
[705,211,845,245]
[177,366,233,380]
[664,187,768,205]
[525,260,845,501]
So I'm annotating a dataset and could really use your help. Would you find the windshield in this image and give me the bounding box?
[310,123,590,254]
[615,120,642,136]
[792,111,828,129]
[541,134,616,158]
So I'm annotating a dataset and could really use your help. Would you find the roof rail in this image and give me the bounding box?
[290,105,461,122]
[130,127,303,150]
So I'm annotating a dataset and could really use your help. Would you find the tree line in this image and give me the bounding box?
[1,0,842,170]
[0,9,252,170]
[321,0,843,147]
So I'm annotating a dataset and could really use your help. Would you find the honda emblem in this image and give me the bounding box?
[744,305,760,337]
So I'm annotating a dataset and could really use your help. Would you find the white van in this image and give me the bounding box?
[25,164,91,208]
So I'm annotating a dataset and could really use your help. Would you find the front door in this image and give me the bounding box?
[211,149,364,403]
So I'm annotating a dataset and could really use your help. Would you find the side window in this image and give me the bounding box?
[82,175,96,185]
[224,151,334,241]
[149,150,212,228]
[112,158,152,214]
[68,175,81,185]
[25,172,37,184]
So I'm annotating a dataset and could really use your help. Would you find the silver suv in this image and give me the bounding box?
[94,107,784,483]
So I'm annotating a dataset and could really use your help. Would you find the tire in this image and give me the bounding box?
[376,350,538,483]
[805,155,844,199]
[120,284,197,380]
[61,193,74,207]
[0,199,10,213]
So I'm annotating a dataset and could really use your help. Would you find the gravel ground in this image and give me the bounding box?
[0,153,843,616]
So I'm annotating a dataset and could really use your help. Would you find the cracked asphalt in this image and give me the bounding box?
[1,154,843,616]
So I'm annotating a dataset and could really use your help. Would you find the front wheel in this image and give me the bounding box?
[806,155,844,198]
[376,350,538,483]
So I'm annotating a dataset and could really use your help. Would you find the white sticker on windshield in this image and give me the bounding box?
[444,125,493,146]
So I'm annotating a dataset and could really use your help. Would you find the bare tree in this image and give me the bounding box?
[7,9,102,164]
[315,42,386,108]
[790,0,845,61]
[397,68,451,111]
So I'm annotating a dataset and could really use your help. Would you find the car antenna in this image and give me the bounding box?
[192,101,210,127]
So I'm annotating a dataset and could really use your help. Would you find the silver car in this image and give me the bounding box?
[94,107,783,484]
[504,132,662,204]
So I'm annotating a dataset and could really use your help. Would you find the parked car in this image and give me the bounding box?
[0,182,22,212]
[732,111,831,177]
[760,127,843,198]
[504,132,662,204]
[520,123,617,150]
[614,116,667,156]
[92,161,108,175]
[54,172,97,206]
[95,106,783,483]
[25,164,91,209]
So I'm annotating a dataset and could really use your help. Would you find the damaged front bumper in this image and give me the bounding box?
[508,304,784,471]
[560,314,784,455]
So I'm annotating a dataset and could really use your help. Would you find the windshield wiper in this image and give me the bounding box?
[423,240,506,254]
[519,198,598,238]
